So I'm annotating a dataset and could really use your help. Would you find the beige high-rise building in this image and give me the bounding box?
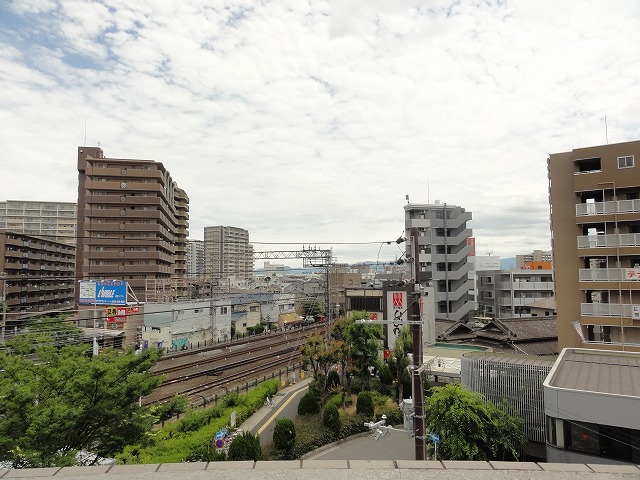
[204,226,254,283]
[0,200,77,245]
[76,146,189,302]
[548,140,640,352]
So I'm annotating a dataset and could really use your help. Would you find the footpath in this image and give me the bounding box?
[240,377,312,446]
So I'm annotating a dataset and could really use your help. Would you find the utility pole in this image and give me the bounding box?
[408,227,425,460]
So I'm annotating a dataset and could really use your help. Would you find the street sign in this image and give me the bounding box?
[429,433,440,443]
[215,429,226,440]
[214,438,225,449]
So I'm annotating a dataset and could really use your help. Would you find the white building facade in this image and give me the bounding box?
[404,202,474,322]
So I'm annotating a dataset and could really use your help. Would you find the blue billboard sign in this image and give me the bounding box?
[78,280,128,306]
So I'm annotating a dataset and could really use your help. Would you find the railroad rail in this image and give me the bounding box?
[143,324,324,406]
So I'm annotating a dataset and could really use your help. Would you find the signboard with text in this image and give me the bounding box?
[386,290,408,349]
[105,305,139,327]
[78,280,128,305]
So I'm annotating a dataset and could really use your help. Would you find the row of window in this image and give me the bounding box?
[546,416,640,463]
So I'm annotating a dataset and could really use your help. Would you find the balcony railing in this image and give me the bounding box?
[576,199,640,216]
[580,303,636,317]
[579,268,640,281]
[577,233,640,248]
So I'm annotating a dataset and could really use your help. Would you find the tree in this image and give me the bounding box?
[227,431,262,461]
[341,311,383,390]
[273,418,296,452]
[388,327,412,400]
[0,341,162,467]
[424,383,526,461]
[301,299,322,318]
[151,395,189,427]
[6,316,84,354]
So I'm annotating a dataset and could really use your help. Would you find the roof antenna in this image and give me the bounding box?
[605,114,609,144]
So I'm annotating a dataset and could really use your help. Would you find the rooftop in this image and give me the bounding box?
[545,348,640,396]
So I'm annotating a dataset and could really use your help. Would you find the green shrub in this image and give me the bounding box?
[186,441,228,462]
[356,391,374,418]
[326,393,342,409]
[378,363,393,385]
[227,432,262,461]
[378,406,403,426]
[273,418,296,451]
[326,370,340,389]
[297,392,320,415]
[350,377,364,394]
[323,404,341,434]
[223,392,242,408]
[308,375,325,398]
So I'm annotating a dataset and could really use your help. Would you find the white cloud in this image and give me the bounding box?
[1,0,640,264]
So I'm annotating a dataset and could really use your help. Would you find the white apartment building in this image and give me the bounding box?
[476,269,554,318]
[0,200,77,245]
[204,226,254,283]
[468,255,501,310]
[187,239,205,278]
[404,201,473,321]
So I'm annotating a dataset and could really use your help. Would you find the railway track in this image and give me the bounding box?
[143,324,325,406]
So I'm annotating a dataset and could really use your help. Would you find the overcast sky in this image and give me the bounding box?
[2,1,640,266]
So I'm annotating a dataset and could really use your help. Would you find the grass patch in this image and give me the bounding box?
[116,379,278,464]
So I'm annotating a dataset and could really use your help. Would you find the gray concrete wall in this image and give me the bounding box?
[0,461,638,480]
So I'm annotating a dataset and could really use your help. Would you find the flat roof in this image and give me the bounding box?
[546,348,640,397]
[462,351,556,368]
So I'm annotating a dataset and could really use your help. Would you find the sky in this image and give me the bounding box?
[1,0,640,267]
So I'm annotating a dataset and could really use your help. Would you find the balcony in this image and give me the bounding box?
[579,268,640,282]
[498,281,554,290]
[580,303,635,317]
[576,199,640,217]
[577,233,640,248]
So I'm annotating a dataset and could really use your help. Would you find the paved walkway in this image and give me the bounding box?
[240,377,312,446]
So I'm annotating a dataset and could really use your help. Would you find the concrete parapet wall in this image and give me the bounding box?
[0,461,639,479]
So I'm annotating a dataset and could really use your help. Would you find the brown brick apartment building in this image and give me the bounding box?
[76,147,189,303]
[548,140,640,352]
[0,230,75,334]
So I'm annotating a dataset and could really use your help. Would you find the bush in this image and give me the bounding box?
[273,418,296,451]
[223,392,242,408]
[297,392,320,415]
[326,370,340,389]
[350,377,364,394]
[227,432,262,461]
[323,404,341,434]
[378,364,394,385]
[186,442,228,462]
[356,391,374,418]
[378,406,403,426]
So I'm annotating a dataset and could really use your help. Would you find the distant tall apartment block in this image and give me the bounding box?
[187,239,205,278]
[516,250,552,269]
[548,140,640,352]
[0,200,77,245]
[204,226,254,282]
[404,202,473,321]
[76,147,189,301]
[0,231,75,326]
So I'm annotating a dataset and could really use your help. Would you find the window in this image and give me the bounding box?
[220,306,228,314]
[618,155,634,169]
[574,157,601,174]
